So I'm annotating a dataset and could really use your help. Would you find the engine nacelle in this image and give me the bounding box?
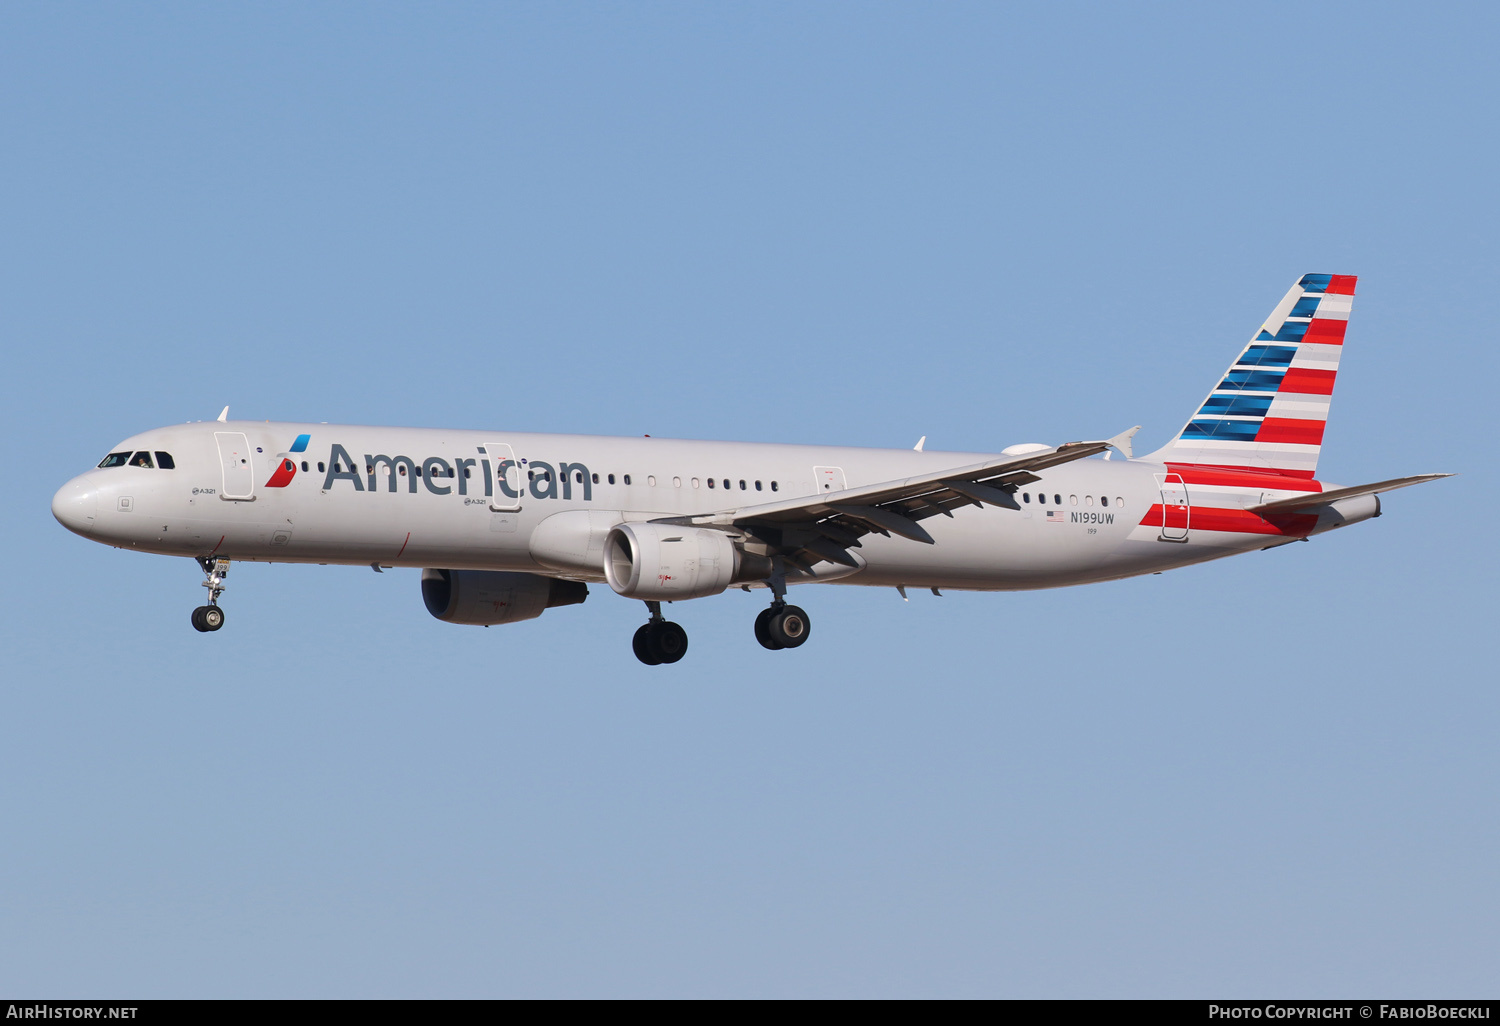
[421,569,587,626]
[604,523,747,600]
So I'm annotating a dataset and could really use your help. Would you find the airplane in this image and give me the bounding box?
[52,273,1448,664]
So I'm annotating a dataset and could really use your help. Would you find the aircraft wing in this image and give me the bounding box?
[656,427,1140,570]
[1248,473,1452,515]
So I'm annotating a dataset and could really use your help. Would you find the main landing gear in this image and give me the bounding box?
[191,556,230,633]
[754,603,811,650]
[753,560,810,651]
[633,601,688,665]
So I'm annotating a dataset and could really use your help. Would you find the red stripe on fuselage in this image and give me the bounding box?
[1165,462,1318,481]
[1164,465,1324,492]
[1139,504,1318,537]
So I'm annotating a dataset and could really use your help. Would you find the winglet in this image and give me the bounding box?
[913,436,926,452]
[217,406,229,423]
[1108,425,1141,459]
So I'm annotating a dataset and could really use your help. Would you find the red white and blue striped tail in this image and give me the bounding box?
[1144,273,1355,479]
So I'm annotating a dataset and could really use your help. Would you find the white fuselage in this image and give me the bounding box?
[51,420,1368,595]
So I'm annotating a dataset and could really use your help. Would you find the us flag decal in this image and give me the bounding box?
[1046,510,1066,523]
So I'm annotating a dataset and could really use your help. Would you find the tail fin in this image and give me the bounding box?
[1144,273,1356,478]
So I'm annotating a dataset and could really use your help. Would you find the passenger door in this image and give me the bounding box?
[215,432,255,501]
[485,441,524,511]
[1156,473,1190,542]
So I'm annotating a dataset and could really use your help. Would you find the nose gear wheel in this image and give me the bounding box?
[191,557,230,633]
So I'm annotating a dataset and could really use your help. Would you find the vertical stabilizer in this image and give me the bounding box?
[1144,273,1355,478]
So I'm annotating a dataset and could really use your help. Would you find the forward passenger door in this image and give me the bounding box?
[485,442,524,511]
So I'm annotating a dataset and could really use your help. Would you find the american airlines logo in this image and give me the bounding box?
[313,442,595,502]
[263,434,312,488]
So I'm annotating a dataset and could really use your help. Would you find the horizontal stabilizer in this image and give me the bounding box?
[1248,473,1452,514]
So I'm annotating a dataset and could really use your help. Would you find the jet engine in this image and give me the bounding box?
[604,523,764,601]
[421,569,587,626]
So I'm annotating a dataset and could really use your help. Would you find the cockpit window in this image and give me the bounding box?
[129,451,155,469]
[98,452,132,468]
[155,452,176,470]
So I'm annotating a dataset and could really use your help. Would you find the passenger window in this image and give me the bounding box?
[592,473,599,484]
[576,472,584,484]
[608,474,616,484]
[1116,496,1124,507]
[692,478,700,488]
[155,452,176,470]
[771,481,779,491]
[98,451,131,468]
[1037,493,1046,505]
[1086,495,1094,506]
[129,451,154,469]
[648,476,657,486]
[739,480,746,490]
[1101,496,1109,507]
[755,481,762,491]
[1023,492,1031,503]
[673,477,681,487]
[708,478,716,488]
[1070,495,1078,505]
[318,462,326,473]
[300,461,308,472]
[1054,494,1061,505]
[723,479,730,489]
[623,474,631,485]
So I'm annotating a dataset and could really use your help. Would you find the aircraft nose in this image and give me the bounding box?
[52,477,98,536]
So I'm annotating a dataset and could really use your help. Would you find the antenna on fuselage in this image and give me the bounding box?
[217,406,229,422]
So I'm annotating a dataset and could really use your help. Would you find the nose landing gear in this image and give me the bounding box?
[633,601,688,665]
[191,556,230,633]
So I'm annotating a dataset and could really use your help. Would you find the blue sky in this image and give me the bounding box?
[2,2,1495,997]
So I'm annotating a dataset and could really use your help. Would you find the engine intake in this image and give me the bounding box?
[604,523,759,600]
[421,569,587,626]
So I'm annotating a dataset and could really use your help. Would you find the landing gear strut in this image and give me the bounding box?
[754,558,811,650]
[633,601,688,665]
[191,556,229,633]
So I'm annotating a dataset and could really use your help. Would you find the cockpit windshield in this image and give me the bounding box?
[99,450,175,469]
